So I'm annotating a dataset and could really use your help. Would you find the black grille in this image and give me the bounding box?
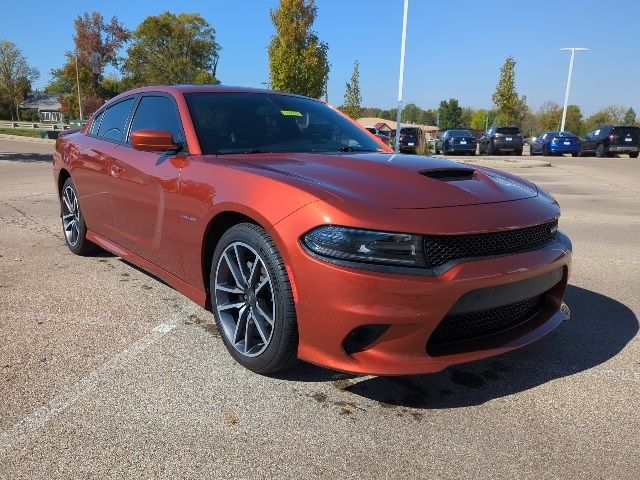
[428,294,544,346]
[424,219,558,269]
[421,168,476,181]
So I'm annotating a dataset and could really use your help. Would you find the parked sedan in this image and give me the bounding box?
[479,126,523,155]
[53,85,571,375]
[434,129,477,155]
[530,132,581,157]
[579,125,640,158]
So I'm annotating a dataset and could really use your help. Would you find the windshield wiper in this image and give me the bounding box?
[337,146,378,152]
[219,149,270,155]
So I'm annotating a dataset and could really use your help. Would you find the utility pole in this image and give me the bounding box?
[559,47,588,132]
[74,54,83,120]
[394,0,409,153]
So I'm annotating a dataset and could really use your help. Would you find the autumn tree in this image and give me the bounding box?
[492,56,527,126]
[438,98,462,130]
[341,60,361,119]
[0,40,39,120]
[268,0,329,98]
[123,12,220,87]
[624,107,636,125]
[46,12,130,118]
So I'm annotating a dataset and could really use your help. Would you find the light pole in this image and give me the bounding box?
[74,53,83,120]
[559,47,588,132]
[394,0,409,153]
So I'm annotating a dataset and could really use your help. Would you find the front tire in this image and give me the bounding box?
[60,177,95,255]
[596,143,606,158]
[629,152,639,159]
[210,223,298,374]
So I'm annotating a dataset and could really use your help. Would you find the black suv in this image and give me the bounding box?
[392,127,421,153]
[580,125,639,158]
[479,126,523,155]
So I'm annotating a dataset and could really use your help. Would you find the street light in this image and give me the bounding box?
[394,0,409,153]
[559,47,588,133]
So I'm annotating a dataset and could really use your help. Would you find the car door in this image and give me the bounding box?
[74,97,136,240]
[582,129,599,153]
[107,93,187,278]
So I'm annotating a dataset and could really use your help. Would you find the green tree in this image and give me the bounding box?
[460,107,474,128]
[123,12,220,87]
[492,56,526,126]
[341,60,361,119]
[268,0,329,98]
[470,109,494,130]
[0,40,39,120]
[46,12,130,118]
[583,106,626,132]
[624,107,636,125]
[418,108,437,126]
[438,98,462,130]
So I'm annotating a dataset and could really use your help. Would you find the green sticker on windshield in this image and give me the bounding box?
[280,110,302,117]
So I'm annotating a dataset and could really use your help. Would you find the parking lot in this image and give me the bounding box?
[0,136,638,478]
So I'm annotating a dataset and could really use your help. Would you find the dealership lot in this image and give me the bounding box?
[0,137,638,478]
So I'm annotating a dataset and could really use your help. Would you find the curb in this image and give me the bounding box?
[0,134,56,144]
[458,158,552,168]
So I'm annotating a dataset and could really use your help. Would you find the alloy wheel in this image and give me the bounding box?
[62,185,80,247]
[214,242,275,357]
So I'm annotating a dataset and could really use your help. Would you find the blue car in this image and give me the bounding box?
[530,131,581,157]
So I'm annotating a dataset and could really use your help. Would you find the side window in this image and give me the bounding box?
[89,110,105,135]
[128,96,184,145]
[97,98,135,142]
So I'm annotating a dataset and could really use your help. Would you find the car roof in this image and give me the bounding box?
[107,84,314,104]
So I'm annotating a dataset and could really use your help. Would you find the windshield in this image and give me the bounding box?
[185,92,383,155]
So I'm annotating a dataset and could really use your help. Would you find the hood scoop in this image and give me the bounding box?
[420,168,477,181]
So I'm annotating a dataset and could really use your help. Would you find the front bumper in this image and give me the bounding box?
[274,201,571,375]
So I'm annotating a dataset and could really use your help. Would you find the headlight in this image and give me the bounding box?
[301,226,427,268]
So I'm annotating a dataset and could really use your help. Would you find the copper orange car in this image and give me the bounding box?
[53,85,572,375]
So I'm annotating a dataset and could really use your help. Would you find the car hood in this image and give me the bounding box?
[223,152,538,209]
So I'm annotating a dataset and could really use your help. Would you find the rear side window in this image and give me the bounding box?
[128,95,184,145]
[97,98,135,142]
[89,110,105,135]
[496,127,520,135]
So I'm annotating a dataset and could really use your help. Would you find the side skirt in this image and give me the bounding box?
[86,230,207,308]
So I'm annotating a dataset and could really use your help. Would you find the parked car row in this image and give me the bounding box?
[434,125,640,158]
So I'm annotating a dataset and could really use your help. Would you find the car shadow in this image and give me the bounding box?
[276,285,638,408]
[0,152,53,163]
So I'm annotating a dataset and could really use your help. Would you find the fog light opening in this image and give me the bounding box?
[343,324,390,355]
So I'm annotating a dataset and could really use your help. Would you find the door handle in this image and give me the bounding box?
[110,164,122,177]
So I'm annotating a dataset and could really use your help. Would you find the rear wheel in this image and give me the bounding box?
[542,145,550,156]
[571,152,579,157]
[629,152,639,159]
[487,141,494,155]
[60,177,95,255]
[211,223,298,374]
[595,143,606,158]
[514,149,523,156]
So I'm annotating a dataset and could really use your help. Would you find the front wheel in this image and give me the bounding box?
[514,149,523,156]
[595,143,606,158]
[211,223,298,374]
[571,152,579,157]
[629,152,639,159]
[60,177,95,255]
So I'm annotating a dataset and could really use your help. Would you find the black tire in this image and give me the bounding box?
[514,149,523,156]
[542,145,550,157]
[210,223,298,374]
[595,143,606,158]
[60,177,96,255]
[571,152,579,157]
[487,141,494,155]
[442,144,447,155]
[530,146,537,156]
[629,152,639,159]
[468,150,476,156]
[434,145,440,154]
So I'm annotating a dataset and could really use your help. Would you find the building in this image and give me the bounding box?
[356,117,440,139]
[19,93,64,123]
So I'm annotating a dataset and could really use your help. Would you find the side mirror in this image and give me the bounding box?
[131,129,181,152]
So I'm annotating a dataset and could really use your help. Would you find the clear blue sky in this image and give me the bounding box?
[4,0,639,115]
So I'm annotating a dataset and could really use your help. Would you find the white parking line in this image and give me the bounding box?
[0,306,197,458]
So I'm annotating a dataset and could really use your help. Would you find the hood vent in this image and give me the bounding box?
[420,168,476,181]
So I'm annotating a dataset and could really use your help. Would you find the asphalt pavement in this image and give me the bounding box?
[0,137,638,479]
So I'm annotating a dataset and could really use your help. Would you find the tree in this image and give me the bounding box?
[470,109,494,130]
[46,12,130,118]
[418,108,437,126]
[0,40,39,120]
[460,107,474,128]
[492,56,526,126]
[438,98,462,130]
[268,0,329,98]
[624,107,636,125]
[123,12,220,87]
[341,60,361,119]
[583,106,626,132]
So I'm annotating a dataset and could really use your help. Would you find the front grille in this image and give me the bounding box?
[423,219,558,269]
[428,294,544,346]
